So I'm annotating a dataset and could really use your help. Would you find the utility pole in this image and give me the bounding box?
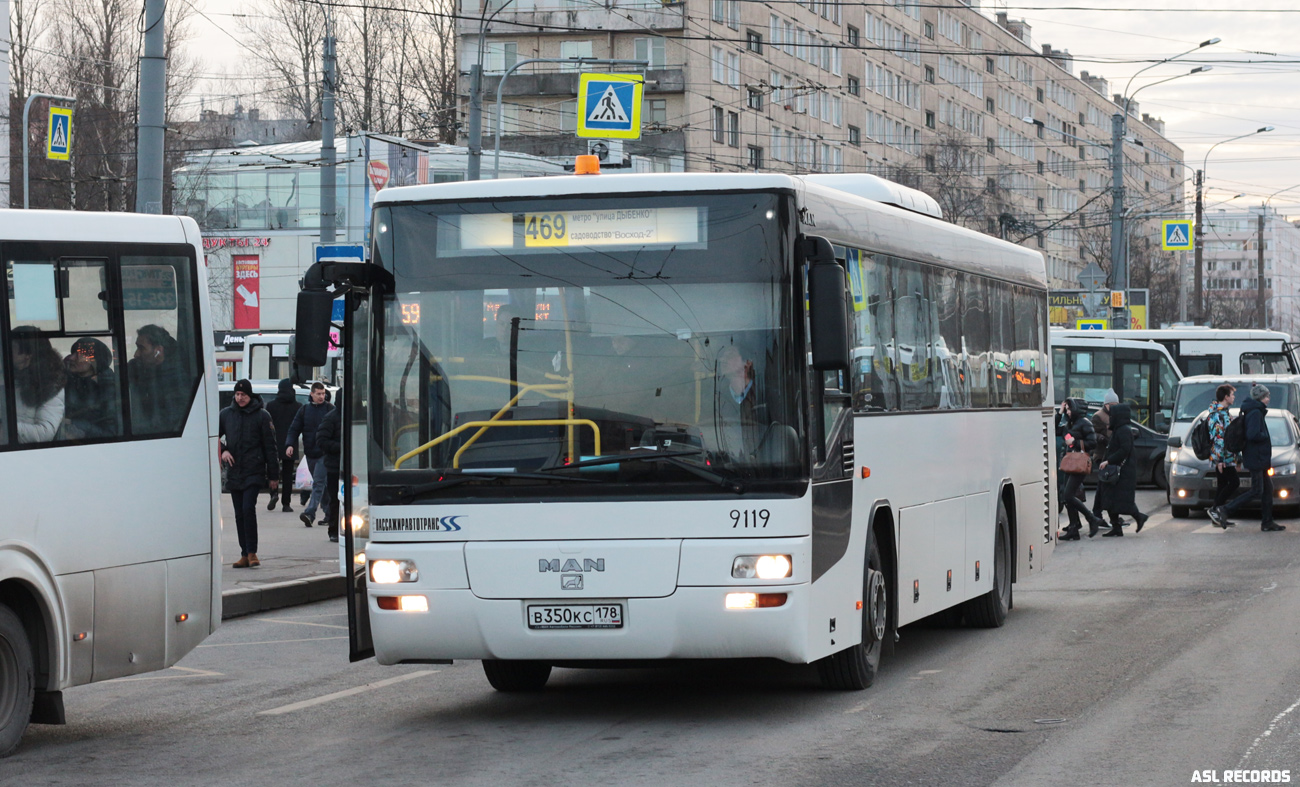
[320,20,337,243]
[1109,112,1126,329]
[134,0,166,213]
[467,61,483,181]
[1193,170,1204,323]
[1258,211,1267,328]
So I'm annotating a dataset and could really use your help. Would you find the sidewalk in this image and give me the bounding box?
[219,490,345,619]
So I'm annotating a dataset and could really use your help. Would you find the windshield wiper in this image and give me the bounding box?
[543,449,746,494]
[385,470,596,501]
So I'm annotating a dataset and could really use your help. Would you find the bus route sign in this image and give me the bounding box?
[576,74,643,140]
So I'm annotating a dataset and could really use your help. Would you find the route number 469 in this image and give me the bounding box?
[524,213,567,245]
[731,509,771,527]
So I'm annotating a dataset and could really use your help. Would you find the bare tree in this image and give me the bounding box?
[235,0,327,129]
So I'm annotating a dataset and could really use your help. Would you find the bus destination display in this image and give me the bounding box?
[451,206,702,252]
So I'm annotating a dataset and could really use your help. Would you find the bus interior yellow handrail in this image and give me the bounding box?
[394,418,601,469]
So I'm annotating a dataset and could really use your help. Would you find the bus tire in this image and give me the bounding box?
[964,501,1011,629]
[482,660,552,692]
[816,541,887,691]
[0,604,34,758]
[1171,504,1190,519]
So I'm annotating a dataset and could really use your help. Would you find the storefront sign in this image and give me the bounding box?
[233,255,260,330]
[203,237,271,250]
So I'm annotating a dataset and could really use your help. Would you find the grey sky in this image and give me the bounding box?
[184,0,1300,217]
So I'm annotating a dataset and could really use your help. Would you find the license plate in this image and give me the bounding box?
[526,604,623,629]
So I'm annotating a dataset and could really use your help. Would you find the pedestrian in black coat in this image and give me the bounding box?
[1211,385,1286,532]
[219,380,279,567]
[1095,403,1149,536]
[316,407,342,542]
[1056,398,1107,539]
[263,378,302,511]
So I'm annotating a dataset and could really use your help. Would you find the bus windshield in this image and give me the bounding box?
[368,192,804,501]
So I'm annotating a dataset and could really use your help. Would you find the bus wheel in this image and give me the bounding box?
[816,541,887,691]
[0,605,34,757]
[964,502,1011,628]
[482,660,552,692]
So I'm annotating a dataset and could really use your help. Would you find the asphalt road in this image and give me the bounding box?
[7,490,1300,787]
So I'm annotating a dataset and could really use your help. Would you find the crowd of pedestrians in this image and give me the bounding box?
[218,377,341,570]
[1056,390,1147,540]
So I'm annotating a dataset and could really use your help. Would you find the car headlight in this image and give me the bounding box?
[370,559,419,584]
[1273,463,1297,477]
[1171,465,1200,477]
[1168,449,1180,464]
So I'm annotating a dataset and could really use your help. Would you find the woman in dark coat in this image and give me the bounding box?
[1095,403,1149,536]
[1056,398,1107,540]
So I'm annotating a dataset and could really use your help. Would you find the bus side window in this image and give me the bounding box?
[850,252,898,412]
[122,256,201,437]
[1052,348,1067,405]
[1155,355,1179,432]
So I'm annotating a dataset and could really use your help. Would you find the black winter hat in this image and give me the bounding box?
[233,379,254,396]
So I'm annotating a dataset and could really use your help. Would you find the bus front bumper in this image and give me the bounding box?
[367,586,814,666]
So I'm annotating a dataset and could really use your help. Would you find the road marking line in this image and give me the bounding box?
[256,670,438,716]
[198,636,348,648]
[108,666,224,683]
[260,618,349,630]
[1239,692,1300,766]
[1192,525,1221,534]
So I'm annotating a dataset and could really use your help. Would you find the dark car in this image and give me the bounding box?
[1168,409,1300,518]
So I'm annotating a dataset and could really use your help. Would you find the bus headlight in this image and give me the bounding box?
[349,512,370,538]
[1273,463,1297,477]
[732,554,793,579]
[370,559,419,584]
[1171,465,1200,477]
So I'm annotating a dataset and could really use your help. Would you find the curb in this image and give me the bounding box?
[222,573,346,620]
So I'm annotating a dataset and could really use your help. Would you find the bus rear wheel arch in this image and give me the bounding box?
[963,498,1011,628]
[0,604,35,758]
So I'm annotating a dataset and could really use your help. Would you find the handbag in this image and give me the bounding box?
[1098,462,1123,484]
[1059,451,1092,476]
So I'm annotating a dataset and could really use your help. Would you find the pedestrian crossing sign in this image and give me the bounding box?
[46,106,72,161]
[1162,219,1193,251]
[577,73,643,139]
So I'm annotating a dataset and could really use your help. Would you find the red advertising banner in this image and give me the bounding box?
[232,255,260,330]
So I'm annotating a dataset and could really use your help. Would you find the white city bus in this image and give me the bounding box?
[298,171,1053,692]
[0,211,219,754]
[1053,327,1297,377]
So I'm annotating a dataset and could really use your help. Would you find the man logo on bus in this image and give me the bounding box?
[539,558,606,573]
[561,575,583,590]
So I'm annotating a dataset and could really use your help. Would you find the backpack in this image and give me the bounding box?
[1223,415,1248,455]
[1189,418,1213,461]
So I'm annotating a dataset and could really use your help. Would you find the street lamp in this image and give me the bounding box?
[1194,126,1274,323]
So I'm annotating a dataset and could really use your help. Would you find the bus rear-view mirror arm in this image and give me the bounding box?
[802,234,850,372]
[295,260,394,375]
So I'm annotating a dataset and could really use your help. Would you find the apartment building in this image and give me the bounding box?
[457,0,1185,291]
[1202,206,1300,334]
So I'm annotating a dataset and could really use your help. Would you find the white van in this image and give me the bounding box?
[1053,327,1297,377]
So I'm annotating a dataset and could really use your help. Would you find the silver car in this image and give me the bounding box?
[1168,409,1300,518]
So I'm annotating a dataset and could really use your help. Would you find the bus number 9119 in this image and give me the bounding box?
[731,509,770,528]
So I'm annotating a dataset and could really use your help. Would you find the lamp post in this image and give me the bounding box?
[1194,126,1274,323]
[467,0,522,181]
[1111,61,1213,329]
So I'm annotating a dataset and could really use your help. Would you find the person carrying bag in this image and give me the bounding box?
[1057,398,1107,540]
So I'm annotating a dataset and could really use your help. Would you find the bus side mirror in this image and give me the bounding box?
[295,289,334,369]
[803,235,849,371]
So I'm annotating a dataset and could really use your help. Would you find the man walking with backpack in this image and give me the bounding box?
[1205,384,1240,527]
[1210,384,1286,532]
